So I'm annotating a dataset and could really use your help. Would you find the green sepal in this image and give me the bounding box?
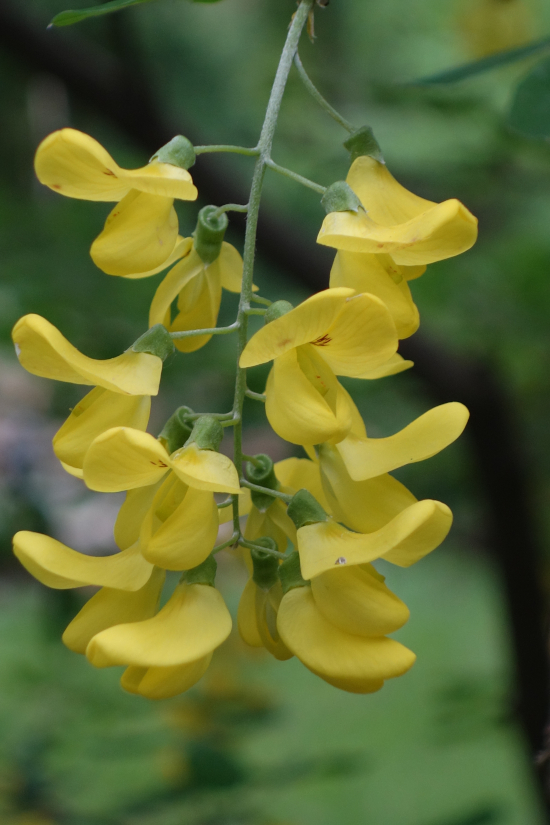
[150,135,196,171]
[184,415,223,452]
[321,181,363,215]
[264,300,293,324]
[193,206,228,265]
[279,550,309,594]
[343,126,385,164]
[131,324,174,361]
[246,454,279,513]
[287,489,328,530]
[182,555,217,587]
[158,406,194,455]
[250,538,280,591]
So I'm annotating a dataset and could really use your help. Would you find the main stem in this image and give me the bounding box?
[231,0,315,535]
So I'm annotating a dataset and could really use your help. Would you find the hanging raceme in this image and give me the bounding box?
[11,0,478,699]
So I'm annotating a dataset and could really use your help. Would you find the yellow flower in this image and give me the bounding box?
[87,558,232,700]
[34,129,198,277]
[277,556,415,694]
[318,156,478,266]
[240,288,398,445]
[149,241,244,353]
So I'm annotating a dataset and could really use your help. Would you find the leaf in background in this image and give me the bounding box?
[407,35,550,86]
[50,0,155,27]
[509,56,550,139]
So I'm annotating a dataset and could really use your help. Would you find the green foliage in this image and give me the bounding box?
[509,56,550,139]
[50,0,156,27]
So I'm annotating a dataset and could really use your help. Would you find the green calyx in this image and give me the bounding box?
[287,489,328,530]
[158,406,194,455]
[278,550,308,594]
[131,324,175,361]
[264,300,293,324]
[193,206,229,265]
[150,135,196,170]
[343,126,385,164]
[182,555,217,587]
[184,414,224,452]
[321,181,363,215]
[250,538,280,591]
[246,454,279,512]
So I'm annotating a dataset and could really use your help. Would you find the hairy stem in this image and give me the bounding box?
[266,157,326,195]
[294,52,355,133]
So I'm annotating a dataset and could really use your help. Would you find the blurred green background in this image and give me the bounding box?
[1,0,550,822]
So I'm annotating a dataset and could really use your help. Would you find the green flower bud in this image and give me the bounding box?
[158,406,194,455]
[250,538,280,591]
[264,300,294,324]
[184,414,224,452]
[287,489,328,530]
[278,550,309,594]
[193,206,228,265]
[343,126,384,164]
[131,324,174,361]
[246,454,279,513]
[150,135,196,170]
[321,181,363,215]
[183,554,217,586]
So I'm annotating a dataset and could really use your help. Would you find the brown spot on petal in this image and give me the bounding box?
[278,338,292,347]
[52,184,61,190]
[103,169,117,177]
[150,461,168,468]
[311,333,332,347]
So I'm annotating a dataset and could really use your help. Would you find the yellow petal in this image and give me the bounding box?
[86,582,232,668]
[265,348,352,446]
[12,314,162,395]
[90,190,179,277]
[148,248,204,328]
[53,388,150,475]
[114,481,163,550]
[34,129,197,202]
[255,584,293,661]
[330,250,419,339]
[218,488,252,524]
[170,265,222,354]
[121,654,211,699]
[122,236,193,280]
[218,242,244,292]
[83,427,170,492]
[318,443,416,532]
[318,201,478,266]
[277,587,415,682]
[62,567,165,654]
[274,457,330,511]
[244,502,291,555]
[140,483,218,570]
[13,531,153,590]
[358,353,414,379]
[240,288,354,368]
[170,443,241,494]
[297,499,453,579]
[237,578,264,648]
[311,564,410,637]
[313,292,398,378]
[347,155,435,225]
[336,402,470,481]
[309,669,384,694]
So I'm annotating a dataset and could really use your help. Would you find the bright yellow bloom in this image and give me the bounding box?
[149,242,244,353]
[238,575,292,661]
[87,576,232,700]
[83,426,240,494]
[240,288,398,445]
[277,580,415,694]
[318,156,478,266]
[34,129,198,277]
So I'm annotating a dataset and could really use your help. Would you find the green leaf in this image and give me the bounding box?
[509,56,550,139]
[407,36,550,86]
[50,0,155,27]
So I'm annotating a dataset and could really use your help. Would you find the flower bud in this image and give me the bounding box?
[182,554,217,586]
[343,126,384,164]
[158,406,194,455]
[246,454,279,512]
[193,206,228,264]
[184,414,224,452]
[132,324,174,361]
[321,181,363,215]
[150,135,196,170]
[287,489,328,530]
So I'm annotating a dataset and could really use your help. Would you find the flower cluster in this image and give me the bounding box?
[12,117,476,699]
